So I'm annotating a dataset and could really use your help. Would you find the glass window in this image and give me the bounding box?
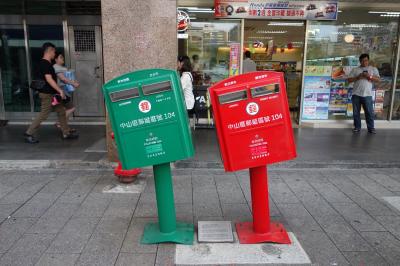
[0,25,30,112]
[243,20,305,122]
[302,9,398,121]
[27,25,64,111]
[183,20,241,86]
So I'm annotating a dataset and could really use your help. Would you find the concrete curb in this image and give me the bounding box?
[174,160,400,169]
[0,160,156,171]
[0,160,51,169]
[0,159,399,170]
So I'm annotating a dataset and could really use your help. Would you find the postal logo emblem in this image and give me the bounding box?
[246,102,259,116]
[139,100,151,113]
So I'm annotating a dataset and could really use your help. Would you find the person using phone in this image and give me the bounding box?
[348,54,380,134]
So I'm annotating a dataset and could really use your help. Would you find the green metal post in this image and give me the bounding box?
[153,162,176,233]
[141,162,194,245]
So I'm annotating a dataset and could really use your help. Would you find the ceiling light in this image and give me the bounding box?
[349,24,380,28]
[381,14,400,17]
[188,10,215,13]
[369,11,400,14]
[247,36,273,40]
[257,30,287,34]
[268,22,304,26]
[179,7,213,11]
[344,34,354,43]
[178,7,214,13]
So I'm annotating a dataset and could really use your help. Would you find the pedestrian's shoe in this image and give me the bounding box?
[368,129,376,134]
[62,132,79,140]
[352,128,361,133]
[24,133,39,144]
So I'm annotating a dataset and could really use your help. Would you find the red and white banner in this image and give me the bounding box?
[215,0,338,20]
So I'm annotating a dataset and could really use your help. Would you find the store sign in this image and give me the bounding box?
[177,10,190,33]
[177,33,189,39]
[215,0,338,20]
[229,43,240,76]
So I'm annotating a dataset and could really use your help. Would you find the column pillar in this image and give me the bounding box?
[101,0,177,160]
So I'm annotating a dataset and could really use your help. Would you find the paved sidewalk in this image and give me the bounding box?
[1,126,400,168]
[0,125,106,161]
[0,167,400,265]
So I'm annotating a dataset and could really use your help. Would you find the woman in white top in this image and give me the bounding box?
[177,56,195,113]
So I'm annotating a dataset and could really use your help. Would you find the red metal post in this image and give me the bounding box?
[235,165,291,244]
[250,166,270,234]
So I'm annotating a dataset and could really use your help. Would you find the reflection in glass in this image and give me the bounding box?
[0,25,30,112]
[186,21,241,86]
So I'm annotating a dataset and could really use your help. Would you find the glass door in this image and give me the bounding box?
[27,24,64,112]
[0,25,31,119]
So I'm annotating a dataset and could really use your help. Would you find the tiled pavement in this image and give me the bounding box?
[0,167,400,266]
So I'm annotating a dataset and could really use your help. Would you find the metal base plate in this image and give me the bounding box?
[235,221,291,244]
[141,222,194,245]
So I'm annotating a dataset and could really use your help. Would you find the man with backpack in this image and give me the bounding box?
[24,42,78,144]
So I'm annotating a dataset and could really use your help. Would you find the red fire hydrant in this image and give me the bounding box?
[111,133,141,183]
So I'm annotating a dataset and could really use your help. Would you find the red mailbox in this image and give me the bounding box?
[209,71,296,244]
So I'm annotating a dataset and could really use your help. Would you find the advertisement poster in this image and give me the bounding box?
[302,89,330,119]
[332,66,356,80]
[302,66,332,120]
[303,76,331,90]
[215,0,338,20]
[346,88,353,117]
[329,80,348,113]
[229,43,240,76]
[374,89,385,114]
[304,65,332,77]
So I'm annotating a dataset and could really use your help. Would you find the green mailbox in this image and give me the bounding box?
[103,69,195,245]
[103,68,194,169]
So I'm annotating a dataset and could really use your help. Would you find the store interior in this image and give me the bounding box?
[244,20,305,119]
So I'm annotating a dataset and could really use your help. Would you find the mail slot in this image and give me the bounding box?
[209,71,296,172]
[102,68,194,170]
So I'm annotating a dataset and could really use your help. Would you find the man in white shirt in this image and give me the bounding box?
[242,51,257,73]
[348,54,380,134]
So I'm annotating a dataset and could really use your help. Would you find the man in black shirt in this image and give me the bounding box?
[25,42,78,143]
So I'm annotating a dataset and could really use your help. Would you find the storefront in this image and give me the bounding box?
[178,0,400,126]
